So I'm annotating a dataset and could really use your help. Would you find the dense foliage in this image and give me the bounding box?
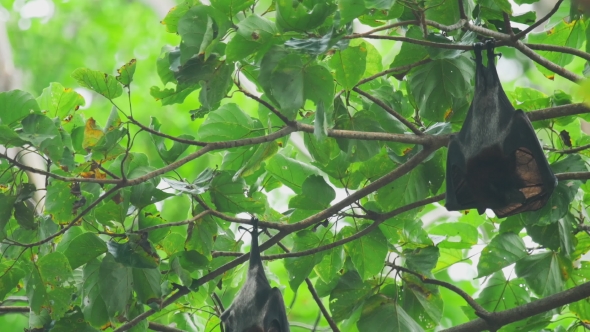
[1,0,590,331]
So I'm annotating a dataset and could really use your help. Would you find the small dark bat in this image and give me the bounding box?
[220,218,290,332]
[445,40,557,218]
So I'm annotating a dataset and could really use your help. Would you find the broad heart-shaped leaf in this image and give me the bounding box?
[81,259,109,327]
[36,82,85,119]
[529,20,586,78]
[408,54,474,122]
[266,153,319,194]
[270,54,305,116]
[403,246,440,277]
[477,232,527,277]
[329,43,367,90]
[47,286,76,320]
[116,59,136,86]
[304,65,335,106]
[284,230,325,291]
[424,0,465,26]
[63,233,107,269]
[38,252,73,287]
[197,103,261,142]
[0,261,25,301]
[71,68,123,99]
[428,222,478,249]
[132,267,162,304]
[19,113,64,162]
[0,194,16,239]
[0,124,27,147]
[521,155,586,225]
[45,181,76,224]
[402,277,443,329]
[341,225,388,280]
[226,14,278,61]
[329,270,373,321]
[149,117,194,164]
[375,158,431,211]
[209,171,265,214]
[357,294,425,332]
[177,5,226,57]
[515,252,568,297]
[288,175,336,210]
[197,61,233,115]
[476,272,530,313]
[160,2,191,33]
[185,217,218,258]
[314,246,344,283]
[51,306,100,332]
[276,0,336,32]
[107,237,160,269]
[128,166,172,209]
[25,266,47,313]
[98,253,133,317]
[334,110,382,162]
[0,89,41,126]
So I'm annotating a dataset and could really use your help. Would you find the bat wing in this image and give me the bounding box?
[263,287,290,332]
[445,40,556,217]
[492,110,557,218]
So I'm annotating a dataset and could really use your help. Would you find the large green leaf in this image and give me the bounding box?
[342,225,388,280]
[289,175,336,210]
[284,230,325,291]
[329,43,367,90]
[36,82,85,119]
[357,294,425,332]
[477,232,527,277]
[197,103,261,141]
[329,270,373,321]
[209,171,265,213]
[408,55,474,122]
[515,252,568,297]
[0,89,41,126]
[266,154,318,194]
[71,68,123,99]
[81,259,110,327]
[98,253,133,317]
[63,233,108,269]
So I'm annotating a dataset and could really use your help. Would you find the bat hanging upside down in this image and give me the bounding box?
[445,40,557,218]
[220,218,290,332]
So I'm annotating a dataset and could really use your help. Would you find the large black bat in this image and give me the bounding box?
[445,40,557,218]
[220,218,290,332]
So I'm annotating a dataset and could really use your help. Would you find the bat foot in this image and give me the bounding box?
[472,42,484,62]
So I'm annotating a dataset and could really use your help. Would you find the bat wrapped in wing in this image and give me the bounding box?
[445,40,557,218]
[220,218,290,332]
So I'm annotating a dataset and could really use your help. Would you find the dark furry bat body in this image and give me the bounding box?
[445,40,557,218]
[220,218,290,332]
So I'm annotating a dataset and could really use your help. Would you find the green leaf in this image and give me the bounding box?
[25,267,47,313]
[132,268,162,304]
[98,253,133,317]
[47,286,76,320]
[71,68,123,99]
[515,252,567,297]
[185,217,218,258]
[477,232,527,277]
[528,20,586,77]
[63,233,108,269]
[81,259,109,327]
[177,6,216,55]
[161,2,191,33]
[211,0,255,15]
[342,225,388,279]
[0,89,41,126]
[329,269,373,321]
[0,262,25,300]
[36,82,85,119]
[329,43,367,90]
[304,65,335,106]
[226,14,278,61]
[408,55,474,122]
[14,202,36,230]
[429,222,478,249]
[403,246,440,276]
[51,306,99,332]
[0,194,16,239]
[314,246,344,283]
[149,117,194,164]
[276,0,336,32]
[270,54,305,115]
[266,154,318,194]
[38,252,73,287]
[116,59,137,86]
[476,272,530,311]
[19,113,64,161]
[284,230,325,291]
[358,295,425,332]
[106,238,160,269]
[289,175,336,210]
[209,171,265,214]
[402,278,443,329]
[197,103,260,141]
